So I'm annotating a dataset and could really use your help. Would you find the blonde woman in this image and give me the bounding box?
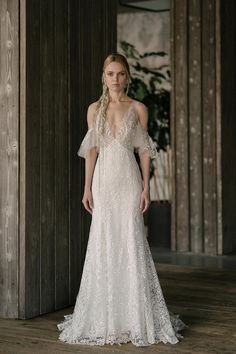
[58,53,186,347]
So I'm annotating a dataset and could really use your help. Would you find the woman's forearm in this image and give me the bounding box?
[84,148,98,191]
[139,153,150,191]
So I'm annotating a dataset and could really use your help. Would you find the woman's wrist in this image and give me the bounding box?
[142,182,150,192]
[84,184,91,192]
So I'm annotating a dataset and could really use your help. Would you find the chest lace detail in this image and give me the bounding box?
[77,102,158,159]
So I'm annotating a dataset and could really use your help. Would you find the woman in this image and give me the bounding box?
[57,53,186,346]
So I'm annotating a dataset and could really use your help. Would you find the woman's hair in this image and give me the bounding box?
[95,53,131,136]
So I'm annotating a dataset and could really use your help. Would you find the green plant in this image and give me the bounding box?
[119,41,171,178]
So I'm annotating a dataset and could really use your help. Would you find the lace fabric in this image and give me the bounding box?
[132,121,158,159]
[58,100,187,346]
[77,101,158,160]
[77,127,99,158]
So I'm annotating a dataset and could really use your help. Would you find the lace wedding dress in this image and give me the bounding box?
[57,100,186,346]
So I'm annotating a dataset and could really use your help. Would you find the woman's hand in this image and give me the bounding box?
[139,188,151,214]
[82,188,94,214]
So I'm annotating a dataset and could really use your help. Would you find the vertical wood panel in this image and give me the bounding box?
[202,0,217,254]
[54,0,70,309]
[188,0,203,253]
[25,0,41,318]
[19,0,26,318]
[220,0,236,254]
[69,0,84,302]
[174,0,189,251]
[0,0,19,318]
[215,0,222,255]
[171,0,231,256]
[40,0,56,313]
[170,0,176,251]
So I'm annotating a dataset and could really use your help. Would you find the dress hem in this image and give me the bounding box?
[57,314,187,347]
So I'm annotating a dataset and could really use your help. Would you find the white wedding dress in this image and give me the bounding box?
[57,100,186,346]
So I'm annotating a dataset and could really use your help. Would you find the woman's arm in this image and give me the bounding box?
[82,102,98,214]
[135,102,151,214]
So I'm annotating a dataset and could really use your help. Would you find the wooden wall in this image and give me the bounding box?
[171,0,236,255]
[0,0,19,319]
[0,0,117,319]
[220,0,236,254]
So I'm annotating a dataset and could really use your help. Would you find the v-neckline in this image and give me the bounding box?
[105,100,135,139]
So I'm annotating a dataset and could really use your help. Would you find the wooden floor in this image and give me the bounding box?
[0,263,236,354]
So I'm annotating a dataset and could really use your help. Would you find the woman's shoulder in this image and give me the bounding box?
[131,99,148,112]
[131,99,148,127]
[129,100,148,131]
[87,101,99,128]
[88,100,99,113]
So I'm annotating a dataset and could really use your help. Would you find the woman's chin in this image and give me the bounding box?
[109,86,123,92]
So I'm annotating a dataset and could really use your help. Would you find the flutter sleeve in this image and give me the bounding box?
[133,121,158,159]
[77,126,99,159]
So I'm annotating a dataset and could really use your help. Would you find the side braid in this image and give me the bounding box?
[95,81,110,137]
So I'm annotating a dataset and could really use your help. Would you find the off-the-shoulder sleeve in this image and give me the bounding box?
[77,127,99,159]
[133,121,158,159]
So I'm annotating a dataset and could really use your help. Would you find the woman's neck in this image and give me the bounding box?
[108,91,129,103]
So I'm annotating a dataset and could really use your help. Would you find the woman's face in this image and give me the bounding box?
[103,61,128,93]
